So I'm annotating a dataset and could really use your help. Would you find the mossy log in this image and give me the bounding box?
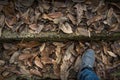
[0,30,120,42]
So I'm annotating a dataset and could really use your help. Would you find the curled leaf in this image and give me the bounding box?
[59,22,73,34]
[34,56,43,68]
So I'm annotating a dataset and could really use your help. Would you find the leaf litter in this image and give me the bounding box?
[0,0,120,80]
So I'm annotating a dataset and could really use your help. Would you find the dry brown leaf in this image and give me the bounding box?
[53,17,68,24]
[101,53,108,65]
[29,24,38,31]
[3,43,17,50]
[2,71,9,77]
[3,2,15,16]
[41,57,53,65]
[17,41,40,48]
[60,43,75,80]
[30,69,42,77]
[39,43,46,52]
[75,28,90,37]
[34,56,43,69]
[74,4,86,25]
[107,51,117,57]
[47,12,63,19]
[53,42,64,48]
[0,14,5,27]
[0,27,2,37]
[9,51,20,64]
[53,61,60,77]
[21,9,30,24]
[87,15,104,25]
[19,65,30,76]
[67,14,76,25]
[0,60,5,66]
[59,22,73,34]
[35,24,44,33]
[42,14,53,21]
[73,55,81,72]
[18,53,32,60]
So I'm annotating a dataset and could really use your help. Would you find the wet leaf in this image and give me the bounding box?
[59,22,73,34]
[34,56,43,69]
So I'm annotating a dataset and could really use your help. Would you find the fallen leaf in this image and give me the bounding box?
[60,43,75,80]
[35,24,44,33]
[30,69,42,77]
[75,28,90,37]
[0,14,5,27]
[87,15,104,25]
[17,0,34,7]
[47,12,63,19]
[4,42,16,49]
[67,14,76,25]
[0,60,5,66]
[9,51,20,64]
[53,17,68,24]
[29,23,38,31]
[74,3,86,25]
[107,51,117,57]
[52,61,60,77]
[0,27,2,37]
[21,9,30,24]
[39,43,46,52]
[17,41,40,48]
[59,22,73,34]
[53,42,64,48]
[2,71,9,77]
[19,65,30,76]
[18,53,32,60]
[42,14,53,21]
[34,56,43,69]
[41,57,53,65]
[101,53,109,65]
[73,55,81,72]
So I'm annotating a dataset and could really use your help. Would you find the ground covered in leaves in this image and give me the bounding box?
[0,0,120,80]
[0,0,120,36]
[0,41,120,80]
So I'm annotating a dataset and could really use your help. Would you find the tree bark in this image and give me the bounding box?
[0,30,120,42]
